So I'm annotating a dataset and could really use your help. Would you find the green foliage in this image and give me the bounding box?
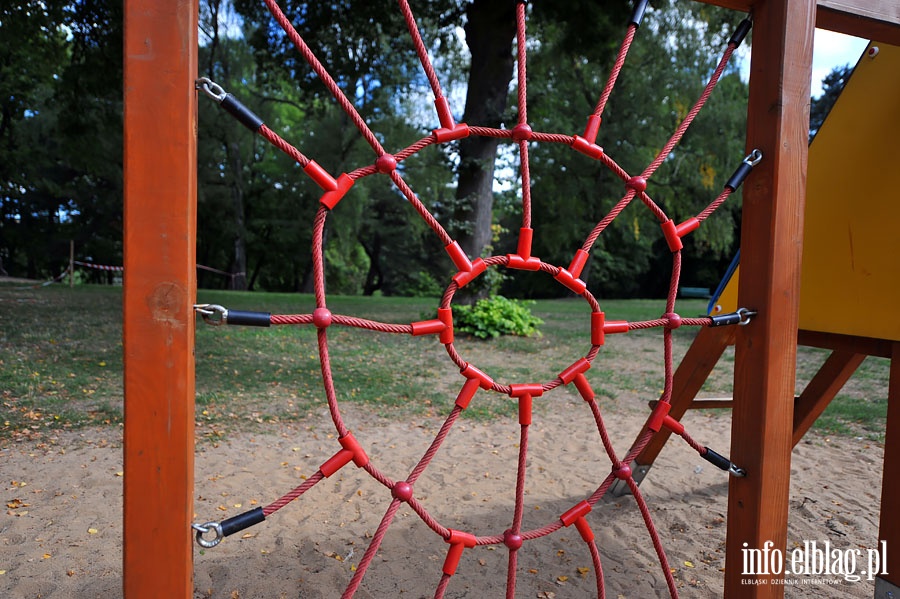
[0,0,122,280]
[809,64,853,141]
[454,295,543,339]
[498,0,750,298]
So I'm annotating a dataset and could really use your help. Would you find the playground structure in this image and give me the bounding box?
[122,1,900,598]
[617,37,900,594]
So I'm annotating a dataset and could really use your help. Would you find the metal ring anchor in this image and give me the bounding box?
[193,303,228,326]
[195,77,227,103]
[729,463,747,477]
[743,149,763,167]
[736,307,757,325]
[192,521,225,548]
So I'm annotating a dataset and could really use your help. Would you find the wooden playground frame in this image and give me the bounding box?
[121,0,900,597]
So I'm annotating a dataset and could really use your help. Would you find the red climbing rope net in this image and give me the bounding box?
[193,2,758,597]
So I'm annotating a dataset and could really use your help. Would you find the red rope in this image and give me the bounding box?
[641,45,737,180]
[197,4,753,598]
[262,0,386,156]
[398,0,443,99]
[258,124,310,167]
[593,25,637,119]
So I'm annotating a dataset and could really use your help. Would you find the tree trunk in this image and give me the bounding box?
[361,232,383,296]
[452,0,517,264]
[226,140,248,291]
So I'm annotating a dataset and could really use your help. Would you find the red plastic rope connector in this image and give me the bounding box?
[560,500,595,542]
[461,363,494,390]
[375,153,398,174]
[437,308,454,344]
[663,415,685,435]
[559,358,591,385]
[509,384,543,426]
[660,217,700,252]
[574,373,595,402]
[560,359,594,402]
[319,431,369,477]
[304,160,337,191]
[582,115,602,144]
[605,319,630,335]
[454,378,481,410]
[312,308,332,329]
[320,174,354,210]
[511,123,533,142]
[444,241,473,273]
[647,402,685,435]
[571,135,604,160]
[433,97,469,143]
[554,267,587,295]
[507,254,541,271]
[452,258,487,288]
[567,249,590,279]
[591,312,605,346]
[646,401,671,433]
[517,227,534,260]
[410,318,446,337]
[442,529,477,576]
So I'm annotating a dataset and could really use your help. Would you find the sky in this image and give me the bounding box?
[809,29,870,96]
[738,28,870,98]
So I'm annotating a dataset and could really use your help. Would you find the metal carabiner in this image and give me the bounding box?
[192,521,225,548]
[193,303,228,326]
[729,463,747,477]
[195,77,227,103]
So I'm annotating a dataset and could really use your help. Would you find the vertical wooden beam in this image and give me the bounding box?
[877,344,900,591]
[723,0,814,596]
[123,1,197,597]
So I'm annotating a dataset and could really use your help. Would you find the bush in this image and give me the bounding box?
[454,295,543,339]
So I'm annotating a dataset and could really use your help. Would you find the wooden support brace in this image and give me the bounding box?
[791,350,866,446]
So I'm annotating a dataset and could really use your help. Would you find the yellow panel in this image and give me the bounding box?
[710,43,900,341]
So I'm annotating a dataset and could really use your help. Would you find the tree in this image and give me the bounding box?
[497,0,750,297]
[0,0,123,280]
[809,64,853,141]
[0,2,67,278]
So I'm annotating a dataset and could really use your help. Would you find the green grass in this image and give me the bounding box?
[0,284,891,443]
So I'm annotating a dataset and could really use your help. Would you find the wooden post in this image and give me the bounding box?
[122,0,198,597]
[877,344,900,592]
[723,0,814,596]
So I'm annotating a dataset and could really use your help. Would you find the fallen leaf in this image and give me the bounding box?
[684,561,695,568]
[577,567,590,577]
[115,472,123,477]
[557,575,568,583]
[88,528,98,535]
[43,553,51,559]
